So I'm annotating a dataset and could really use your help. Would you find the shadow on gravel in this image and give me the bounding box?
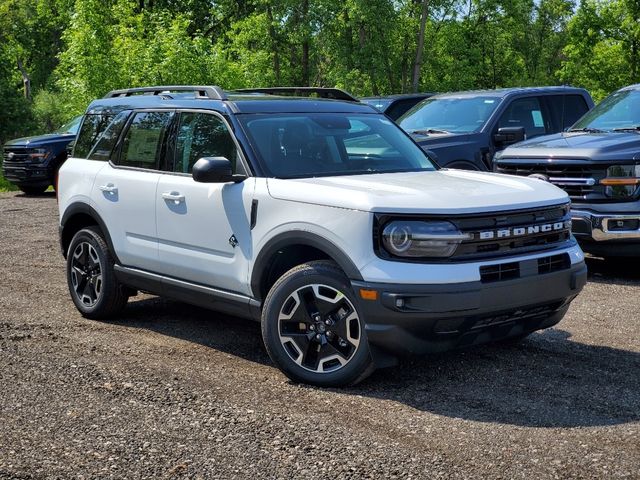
[586,256,640,284]
[112,297,640,429]
[352,328,640,428]
[14,191,56,198]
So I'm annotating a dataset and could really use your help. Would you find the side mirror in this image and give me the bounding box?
[493,127,526,146]
[66,141,75,157]
[192,157,245,183]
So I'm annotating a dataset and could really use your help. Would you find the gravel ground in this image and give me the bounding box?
[0,191,638,479]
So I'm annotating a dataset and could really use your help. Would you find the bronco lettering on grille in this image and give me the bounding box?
[477,221,569,240]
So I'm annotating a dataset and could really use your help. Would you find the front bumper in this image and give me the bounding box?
[2,162,52,187]
[571,207,640,256]
[353,260,586,355]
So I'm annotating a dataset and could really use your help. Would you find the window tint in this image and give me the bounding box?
[572,89,640,131]
[562,95,589,129]
[174,112,238,173]
[74,114,114,159]
[87,111,130,161]
[119,111,173,169]
[497,97,548,138]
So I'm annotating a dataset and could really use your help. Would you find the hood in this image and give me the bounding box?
[500,131,640,162]
[4,133,75,148]
[267,170,568,214]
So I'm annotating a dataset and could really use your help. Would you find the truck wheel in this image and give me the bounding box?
[19,186,47,195]
[66,226,128,319]
[261,260,374,387]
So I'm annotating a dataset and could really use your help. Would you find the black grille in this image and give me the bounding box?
[2,146,31,163]
[451,204,572,260]
[538,253,570,274]
[495,161,608,201]
[470,302,562,330]
[480,262,520,282]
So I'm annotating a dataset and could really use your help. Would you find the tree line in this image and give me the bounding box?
[1,0,639,142]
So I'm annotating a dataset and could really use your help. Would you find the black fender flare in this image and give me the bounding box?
[250,231,363,300]
[60,202,119,263]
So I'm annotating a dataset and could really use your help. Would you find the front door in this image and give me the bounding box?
[155,111,255,295]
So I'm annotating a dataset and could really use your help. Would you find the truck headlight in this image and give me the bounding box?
[601,164,640,199]
[28,148,50,160]
[381,221,471,258]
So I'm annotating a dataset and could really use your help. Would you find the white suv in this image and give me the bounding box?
[58,86,587,387]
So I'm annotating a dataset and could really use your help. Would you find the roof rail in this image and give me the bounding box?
[234,87,358,102]
[104,85,227,100]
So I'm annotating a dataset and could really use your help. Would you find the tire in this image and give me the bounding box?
[19,186,47,195]
[261,260,374,387]
[66,226,128,319]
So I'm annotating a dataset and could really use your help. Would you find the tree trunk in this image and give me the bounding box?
[301,0,310,86]
[411,0,429,93]
[266,5,281,84]
[16,58,31,100]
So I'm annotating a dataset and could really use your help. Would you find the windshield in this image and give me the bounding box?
[54,115,83,135]
[571,89,640,131]
[239,113,436,178]
[399,96,501,134]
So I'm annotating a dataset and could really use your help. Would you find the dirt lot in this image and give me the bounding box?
[0,191,638,479]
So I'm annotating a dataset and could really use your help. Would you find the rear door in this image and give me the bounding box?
[155,110,255,295]
[92,110,174,271]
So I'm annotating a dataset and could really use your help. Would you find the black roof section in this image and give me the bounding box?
[90,85,375,115]
[432,86,590,100]
[360,92,435,100]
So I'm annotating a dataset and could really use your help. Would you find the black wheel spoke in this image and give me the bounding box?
[70,241,102,307]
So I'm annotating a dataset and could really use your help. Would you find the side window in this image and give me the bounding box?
[87,111,130,161]
[174,112,238,173]
[497,97,548,139]
[563,95,590,129]
[74,114,114,159]
[118,111,173,169]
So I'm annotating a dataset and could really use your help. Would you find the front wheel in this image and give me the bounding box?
[261,261,373,387]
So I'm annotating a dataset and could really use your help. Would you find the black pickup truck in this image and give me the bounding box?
[494,84,640,257]
[2,116,81,195]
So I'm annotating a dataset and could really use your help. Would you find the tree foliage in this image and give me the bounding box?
[1,0,639,143]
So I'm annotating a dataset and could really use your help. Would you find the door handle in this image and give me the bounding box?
[98,183,118,194]
[161,191,185,204]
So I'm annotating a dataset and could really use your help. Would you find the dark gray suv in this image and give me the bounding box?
[398,87,594,171]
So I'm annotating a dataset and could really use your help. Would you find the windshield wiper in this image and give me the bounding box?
[612,126,640,132]
[409,128,450,135]
[567,127,606,133]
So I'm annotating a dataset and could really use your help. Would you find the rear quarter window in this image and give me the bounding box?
[74,114,115,159]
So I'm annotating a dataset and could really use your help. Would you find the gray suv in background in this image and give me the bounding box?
[398,87,594,171]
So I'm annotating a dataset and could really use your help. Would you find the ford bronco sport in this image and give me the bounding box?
[58,86,587,387]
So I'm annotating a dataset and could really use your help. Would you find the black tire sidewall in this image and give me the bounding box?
[261,262,372,387]
[66,227,123,319]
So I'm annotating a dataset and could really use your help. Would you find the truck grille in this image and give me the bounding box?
[450,203,572,260]
[2,146,31,163]
[494,161,608,201]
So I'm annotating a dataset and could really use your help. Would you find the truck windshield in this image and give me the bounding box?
[571,89,640,132]
[399,96,501,134]
[239,113,437,178]
[55,115,83,135]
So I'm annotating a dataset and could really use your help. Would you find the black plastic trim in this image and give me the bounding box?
[60,203,119,263]
[113,265,260,320]
[250,231,364,299]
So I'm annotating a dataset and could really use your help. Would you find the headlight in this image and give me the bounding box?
[601,164,640,199]
[28,148,50,160]
[381,220,471,258]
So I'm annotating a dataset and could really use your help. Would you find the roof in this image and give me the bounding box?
[86,85,378,115]
[432,86,590,100]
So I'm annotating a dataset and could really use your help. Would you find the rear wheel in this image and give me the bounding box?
[261,261,373,387]
[66,226,128,319]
